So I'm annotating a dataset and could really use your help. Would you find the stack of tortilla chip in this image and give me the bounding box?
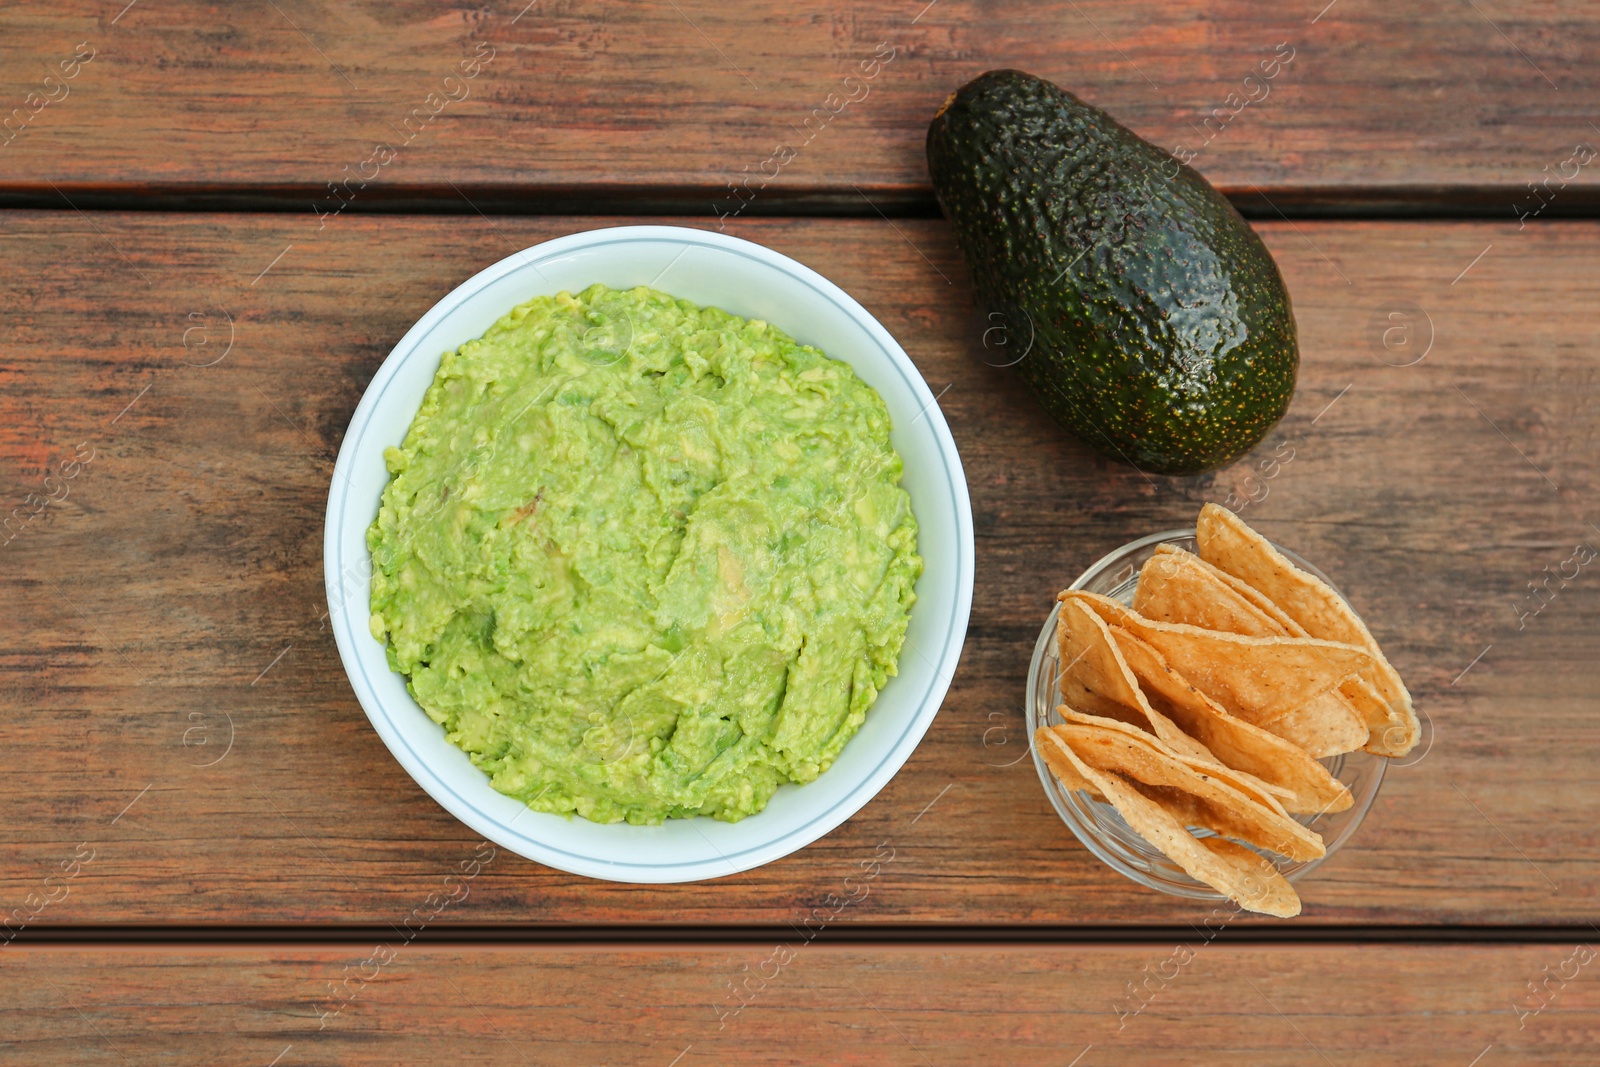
[1036,503,1418,917]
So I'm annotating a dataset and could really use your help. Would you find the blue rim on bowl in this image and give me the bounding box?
[325,225,974,883]
[1025,528,1386,901]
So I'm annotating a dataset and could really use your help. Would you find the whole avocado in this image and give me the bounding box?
[927,70,1298,475]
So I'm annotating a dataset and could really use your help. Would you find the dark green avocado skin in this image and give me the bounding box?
[927,70,1298,475]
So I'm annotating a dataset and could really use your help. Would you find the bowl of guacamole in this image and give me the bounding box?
[326,226,973,882]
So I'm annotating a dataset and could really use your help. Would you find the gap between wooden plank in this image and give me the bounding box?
[3,181,1599,219]
[11,925,1599,947]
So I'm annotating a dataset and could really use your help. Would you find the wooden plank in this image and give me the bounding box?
[3,943,1595,1063]
[1,212,1597,926]
[0,2,1597,211]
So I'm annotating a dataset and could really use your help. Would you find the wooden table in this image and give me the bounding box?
[4,3,1598,1063]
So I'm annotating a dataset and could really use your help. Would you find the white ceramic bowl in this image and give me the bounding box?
[325,225,974,883]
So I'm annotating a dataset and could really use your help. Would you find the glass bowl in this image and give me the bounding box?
[1025,528,1386,901]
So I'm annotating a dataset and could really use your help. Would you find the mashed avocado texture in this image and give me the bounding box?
[368,284,921,824]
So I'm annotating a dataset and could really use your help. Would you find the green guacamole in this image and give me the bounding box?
[368,284,921,824]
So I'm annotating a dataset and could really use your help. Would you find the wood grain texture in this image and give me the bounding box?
[4,943,1596,1064]
[0,1,1596,212]
[1,213,1598,926]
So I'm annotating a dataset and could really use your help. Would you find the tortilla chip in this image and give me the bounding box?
[1035,725,1104,798]
[1159,543,1312,637]
[1268,692,1370,758]
[1181,753,1297,807]
[1196,503,1419,757]
[1111,626,1353,814]
[1131,547,1368,757]
[1063,591,1373,755]
[1056,596,1217,764]
[1133,781,1322,865]
[1135,546,1290,637]
[1037,732,1300,917]
[1339,674,1395,746]
[1194,837,1303,918]
[1058,706,1294,807]
[1053,716,1325,862]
